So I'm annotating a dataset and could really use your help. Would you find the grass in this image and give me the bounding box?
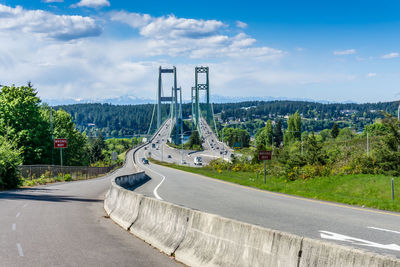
[148,158,400,213]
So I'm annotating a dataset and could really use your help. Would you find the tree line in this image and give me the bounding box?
[55,100,398,138]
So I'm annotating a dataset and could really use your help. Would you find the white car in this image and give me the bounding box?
[194,156,202,166]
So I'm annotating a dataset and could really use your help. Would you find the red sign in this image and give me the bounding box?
[258,150,272,161]
[54,138,68,148]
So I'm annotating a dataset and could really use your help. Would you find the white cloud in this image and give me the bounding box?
[0,5,295,102]
[333,49,356,55]
[366,72,377,78]
[110,11,151,28]
[0,4,102,40]
[73,0,110,8]
[381,52,399,59]
[236,20,247,29]
[110,12,283,60]
[43,0,63,3]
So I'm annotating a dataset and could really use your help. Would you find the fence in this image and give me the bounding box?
[18,165,115,180]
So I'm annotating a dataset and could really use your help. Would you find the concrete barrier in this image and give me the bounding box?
[109,188,143,230]
[130,197,191,256]
[174,210,302,267]
[104,172,145,229]
[104,139,400,267]
[104,181,120,215]
[299,237,400,267]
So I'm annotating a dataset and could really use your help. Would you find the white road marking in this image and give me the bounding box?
[320,230,400,251]
[368,226,400,235]
[16,212,20,218]
[137,151,165,200]
[23,203,28,208]
[12,223,16,231]
[16,243,24,256]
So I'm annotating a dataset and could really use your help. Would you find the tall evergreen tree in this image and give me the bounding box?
[273,119,283,147]
[331,123,339,138]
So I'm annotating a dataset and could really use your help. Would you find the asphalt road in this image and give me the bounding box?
[0,148,182,267]
[135,135,400,258]
[145,118,231,166]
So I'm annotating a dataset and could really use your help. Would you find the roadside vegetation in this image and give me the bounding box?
[0,84,137,189]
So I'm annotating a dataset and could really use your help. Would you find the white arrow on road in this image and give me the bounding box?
[319,230,400,251]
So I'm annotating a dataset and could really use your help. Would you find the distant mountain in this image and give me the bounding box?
[43,95,155,106]
[209,94,356,104]
[43,94,356,106]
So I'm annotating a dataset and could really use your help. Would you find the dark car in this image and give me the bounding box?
[168,155,172,158]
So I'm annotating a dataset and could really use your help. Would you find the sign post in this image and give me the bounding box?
[258,150,272,184]
[54,138,68,166]
[111,152,117,165]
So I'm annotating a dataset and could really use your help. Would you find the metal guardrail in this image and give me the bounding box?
[18,165,115,180]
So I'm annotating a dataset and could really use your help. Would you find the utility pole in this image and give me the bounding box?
[367,130,369,157]
[398,103,400,120]
[222,126,225,161]
[51,107,54,165]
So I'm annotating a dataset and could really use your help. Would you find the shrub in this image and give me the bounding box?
[0,137,22,189]
[64,174,72,181]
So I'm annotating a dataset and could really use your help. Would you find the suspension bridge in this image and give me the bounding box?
[146,66,220,147]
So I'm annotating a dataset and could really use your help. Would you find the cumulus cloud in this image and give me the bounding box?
[236,20,247,29]
[109,11,151,28]
[0,4,102,40]
[366,73,377,78]
[110,11,283,60]
[333,49,356,55]
[0,5,292,102]
[111,12,225,39]
[381,52,399,59]
[72,0,110,8]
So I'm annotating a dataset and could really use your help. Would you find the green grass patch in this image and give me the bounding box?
[148,158,400,212]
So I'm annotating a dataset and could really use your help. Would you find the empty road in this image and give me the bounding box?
[0,149,181,267]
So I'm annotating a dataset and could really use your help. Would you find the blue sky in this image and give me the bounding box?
[0,0,400,103]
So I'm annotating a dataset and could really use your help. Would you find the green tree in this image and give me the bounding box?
[374,114,400,175]
[363,122,390,137]
[284,111,302,145]
[221,127,250,148]
[0,86,51,164]
[89,133,106,164]
[0,136,22,189]
[188,130,202,149]
[255,120,273,149]
[303,132,325,165]
[331,123,339,138]
[293,111,302,140]
[42,107,89,166]
[273,119,283,147]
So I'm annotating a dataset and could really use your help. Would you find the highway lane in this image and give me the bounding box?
[0,148,181,267]
[135,142,400,258]
[145,118,230,166]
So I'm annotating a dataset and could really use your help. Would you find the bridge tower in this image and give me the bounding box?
[157,66,182,144]
[193,66,210,133]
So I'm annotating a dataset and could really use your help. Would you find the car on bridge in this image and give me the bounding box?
[141,158,149,164]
